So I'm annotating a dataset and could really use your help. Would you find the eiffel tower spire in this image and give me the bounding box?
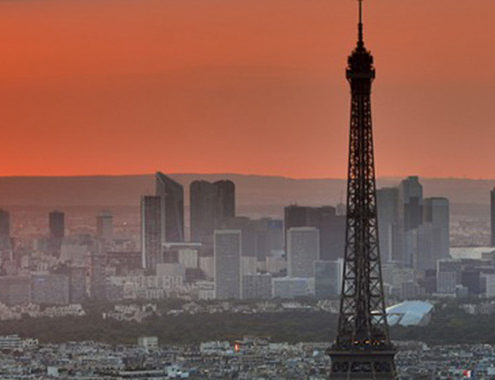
[328,1,397,378]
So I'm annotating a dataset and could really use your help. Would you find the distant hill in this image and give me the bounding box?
[0,174,492,218]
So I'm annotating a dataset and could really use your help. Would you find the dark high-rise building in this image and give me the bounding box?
[329,1,396,377]
[0,209,10,242]
[214,180,235,218]
[491,188,495,246]
[141,195,162,273]
[190,180,235,244]
[49,211,65,239]
[423,197,450,260]
[155,172,184,242]
[48,210,65,257]
[214,229,242,300]
[399,176,423,232]
[284,205,345,261]
[0,209,12,260]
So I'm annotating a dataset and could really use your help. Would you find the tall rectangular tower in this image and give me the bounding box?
[190,179,235,244]
[155,172,184,243]
[141,195,162,273]
[287,227,319,278]
[214,229,242,300]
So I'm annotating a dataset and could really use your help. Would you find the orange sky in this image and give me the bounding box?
[0,0,494,178]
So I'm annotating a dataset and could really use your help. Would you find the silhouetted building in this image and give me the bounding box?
[48,211,65,257]
[190,180,235,244]
[284,205,345,261]
[214,230,242,299]
[0,209,10,244]
[49,211,65,239]
[423,197,450,260]
[155,172,184,242]
[141,196,162,273]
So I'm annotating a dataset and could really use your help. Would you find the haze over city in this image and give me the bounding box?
[1,0,494,178]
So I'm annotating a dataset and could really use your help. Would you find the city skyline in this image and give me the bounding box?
[0,0,494,178]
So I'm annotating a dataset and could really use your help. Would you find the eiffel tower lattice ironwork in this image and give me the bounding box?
[328,1,397,379]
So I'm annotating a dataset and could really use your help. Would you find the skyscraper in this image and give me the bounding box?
[287,227,319,278]
[329,1,396,377]
[214,229,242,299]
[190,179,235,244]
[48,210,65,257]
[284,205,345,261]
[0,209,12,255]
[0,209,10,243]
[49,210,65,240]
[155,172,184,242]
[141,196,162,273]
[399,176,423,231]
[423,197,450,260]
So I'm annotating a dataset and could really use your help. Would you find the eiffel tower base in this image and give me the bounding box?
[328,349,397,379]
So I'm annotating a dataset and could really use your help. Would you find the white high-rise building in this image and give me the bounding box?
[287,227,319,278]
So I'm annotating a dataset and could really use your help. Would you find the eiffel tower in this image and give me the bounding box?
[328,1,397,378]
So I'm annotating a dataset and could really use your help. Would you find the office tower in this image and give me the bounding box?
[214,230,242,299]
[415,223,439,271]
[49,211,65,239]
[213,180,235,218]
[190,180,235,244]
[314,260,343,299]
[96,211,113,242]
[399,176,423,231]
[436,259,460,294]
[329,2,396,377]
[0,209,12,262]
[48,210,65,257]
[0,209,10,244]
[141,196,162,273]
[377,187,400,263]
[155,172,184,242]
[284,205,345,261]
[287,227,319,278]
[423,197,450,260]
[491,188,495,246]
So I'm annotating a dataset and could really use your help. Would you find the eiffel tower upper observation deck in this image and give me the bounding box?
[328,1,397,379]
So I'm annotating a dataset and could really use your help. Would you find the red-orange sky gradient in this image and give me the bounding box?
[0,0,494,178]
